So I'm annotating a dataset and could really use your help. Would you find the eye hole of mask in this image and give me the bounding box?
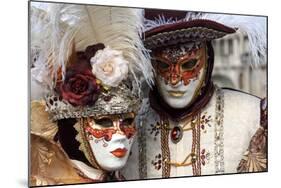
[120,117,135,127]
[152,59,169,70]
[94,118,113,128]
[181,59,198,71]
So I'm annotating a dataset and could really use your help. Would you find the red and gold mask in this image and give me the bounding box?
[85,112,137,141]
[152,43,207,86]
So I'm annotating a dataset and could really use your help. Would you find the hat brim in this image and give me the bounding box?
[144,19,237,49]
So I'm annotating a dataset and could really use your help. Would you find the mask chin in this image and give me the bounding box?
[98,158,127,171]
[89,133,132,171]
[156,69,205,109]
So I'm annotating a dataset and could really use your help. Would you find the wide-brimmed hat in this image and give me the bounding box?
[143,10,266,65]
[144,19,236,50]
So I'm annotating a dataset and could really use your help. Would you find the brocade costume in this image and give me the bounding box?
[122,11,267,179]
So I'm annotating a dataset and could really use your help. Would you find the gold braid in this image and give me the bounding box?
[79,118,103,170]
[160,116,171,178]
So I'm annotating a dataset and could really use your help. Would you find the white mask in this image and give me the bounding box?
[88,132,133,171]
[81,113,136,171]
[152,44,207,109]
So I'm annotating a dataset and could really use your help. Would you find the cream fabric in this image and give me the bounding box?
[122,88,261,179]
[71,160,105,180]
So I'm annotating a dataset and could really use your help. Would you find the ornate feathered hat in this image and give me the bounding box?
[30,3,154,121]
[143,10,267,66]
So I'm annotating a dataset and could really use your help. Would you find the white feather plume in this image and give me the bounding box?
[31,3,83,99]
[144,14,179,31]
[74,6,154,87]
[31,3,154,100]
[145,12,267,66]
[30,5,53,100]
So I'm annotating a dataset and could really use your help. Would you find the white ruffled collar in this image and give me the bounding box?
[71,159,106,181]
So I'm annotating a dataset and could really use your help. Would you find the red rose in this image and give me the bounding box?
[58,68,100,106]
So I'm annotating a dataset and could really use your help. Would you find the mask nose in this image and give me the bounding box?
[114,120,126,136]
[170,64,180,86]
[111,133,127,144]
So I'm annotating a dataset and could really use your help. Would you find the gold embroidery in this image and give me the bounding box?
[160,117,171,178]
[191,113,201,175]
[74,118,103,170]
[160,113,202,176]
[167,153,197,167]
[214,87,225,173]
[31,100,58,140]
[30,134,89,186]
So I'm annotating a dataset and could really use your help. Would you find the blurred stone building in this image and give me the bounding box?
[212,33,267,98]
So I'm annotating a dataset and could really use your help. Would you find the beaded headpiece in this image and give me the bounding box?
[45,81,141,121]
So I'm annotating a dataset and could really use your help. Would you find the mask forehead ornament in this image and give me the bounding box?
[159,41,202,63]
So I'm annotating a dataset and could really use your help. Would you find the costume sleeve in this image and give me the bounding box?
[237,98,267,172]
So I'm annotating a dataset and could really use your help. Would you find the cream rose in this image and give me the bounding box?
[90,47,129,87]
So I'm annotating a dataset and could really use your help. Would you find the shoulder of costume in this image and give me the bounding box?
[30,134,86,186]
[220,87,261,132]
[220,88,267,126]
[220,87,261,114]
[221,87,262,100]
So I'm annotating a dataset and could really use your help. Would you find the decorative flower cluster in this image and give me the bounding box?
[91,46,129,87]
[56,43,129,106]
